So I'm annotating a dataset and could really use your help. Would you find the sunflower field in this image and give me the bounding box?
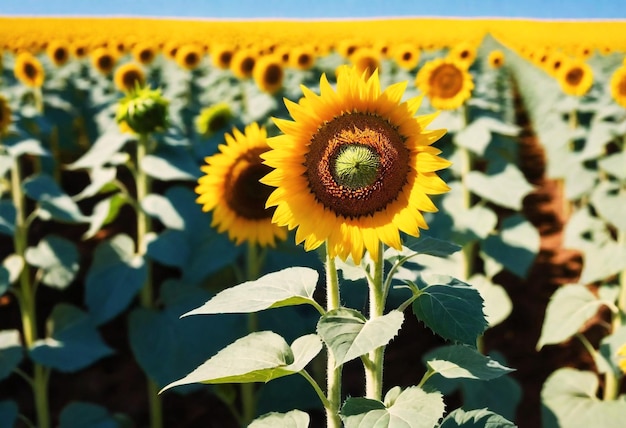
[1,15,626,428]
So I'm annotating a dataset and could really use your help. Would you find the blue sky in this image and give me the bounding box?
[0,0,625,19]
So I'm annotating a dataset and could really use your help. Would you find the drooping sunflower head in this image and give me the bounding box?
[195,102,233,137]
[132,42,157,65]
[195,122,287,247]
[230,48,257,79]
[46,40,70,67]
[393,42,420,71]
[610,66,626,109]
[91,47,117,75]
[415,57,474,110]
[113,62,146,93]
[487,50,505,69]
[350,47,380,80]
[0,95,12,135]
[262,66,450,263]
[115,85,169,135]
[252,55,284,95]
[557,59,593,97]
[175,44,204,70]
[14,52,45,88]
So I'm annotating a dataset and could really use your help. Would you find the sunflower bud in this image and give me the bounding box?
[116,85,169,134]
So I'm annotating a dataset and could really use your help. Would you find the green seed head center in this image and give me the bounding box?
[333,144,381,189]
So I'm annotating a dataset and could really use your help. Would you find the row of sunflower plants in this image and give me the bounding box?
[505,37,626,428]
[0,31,542,428]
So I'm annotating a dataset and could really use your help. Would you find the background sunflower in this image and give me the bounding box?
[415,57,474,110]
[14,51,45,87]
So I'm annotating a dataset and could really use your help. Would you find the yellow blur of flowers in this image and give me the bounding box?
[14,52,45,87]
[261,66,450,264]
[415,57,474,110]
[195,123,287,247]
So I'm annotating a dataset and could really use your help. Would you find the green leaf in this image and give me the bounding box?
[140,146,200,181]
[59,402,123,428]
[184,267,320,316]
[439,408,516,428]
[384,235,461,261]
[22,174,89,223]
[66,132,133,170]
[340,386,444,428]
[598,151,626,180]
[424,345,514,380]
[160,331,322,392]
[249,410,310,428]
[541,368,626,428]
[85,234,147,325]
[537,284,605,349]
[563,161,597,200]
[590,181,626,233]
[412,277,487,346]
[482,215,539,278]
[2,254,23,286]
[469,275,512,328]
[454,117,519,156]
[5,138,50,158]
[25,235,79,289]
[0,330,23,381]
[316,308,403,367]
[30,304,113,372]
[466,164,534,210]
[0,200,16,236]
[459,370,522,422]
[72,167,117,201]
[0,400,18,428]
[141,194,184,230]
[83,194,129,240]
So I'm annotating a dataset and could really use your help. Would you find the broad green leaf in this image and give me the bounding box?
[0,200,16,236]
[439,183,497,245]
[583,119,616,161]
[83,194,129,240]
[590,181,626,232]
[59,401,125,428]
[66,132,133,170]
[140,146,199,181]
[466,164,534,210]
[160,331,322,392]
[412,278,487,346]
[317,308,403,367]
[541,368,626,428]
[340,386,444,428]
[184,267,320,316]
[0,330,23,381]
[439,408,516,428]
[141,194,184,230]
[25,235,79,289]
[482,215,539,278]
[563,161,597,200]
[22,174,89,223]
[460,372,522,422]
[248,410,310,428]
[384,235,462,261]
[257,375,323,416]
[2,254,23,286]
[5,138,50,158]
[537,284,606,349]
[598,151,626,180]
[30,304,113,372]
[72,167,117,201]
[85,234,147,325]
[454,117,519,156]
[423,345,514,381]
[0,400,18,428]
[469,274,512,327]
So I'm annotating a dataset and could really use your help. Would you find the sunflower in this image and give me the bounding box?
[46,40,70,66]
[350,47,380,79]
[162,41,179,60]
[261,66,450,263]
[70,39,89,59]
[14,52,45,87]
[336,39,361,59]
[0,95,11,135]
[132,42,157,65]
[252,55,284,94]
[175,44,204,70]
[547,51,567,76]
[610,66,626,108]
[415,57,474,110]
[211,44,235,70]
[393,43,420,70]
[487,50,505,69]
[195,102,233,136]
[91,47,117,75]
[195,123,287,247]
[113,63,145,92]
[557,58,593,97]
[289,45,316,70]
[230,48,257,79]
[618,344,626,374]
[448,41,476,69]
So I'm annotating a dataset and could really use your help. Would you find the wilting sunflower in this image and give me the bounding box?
[196,123,287,247]
[0,95,11,135]
[557,58,593,97]
[449,41,476,69]
[175,44,203,70]
[487,50,505,69]
[289,45,316,70]
[211,44,235,70]
[230,48,257,79]
[350,47,380,79]
[415,57,474,110]
[46,40,70,66]
[195,102,233,136]
[393,43,420,70]
[132,42,157,65]
[91,47,117,75]
[610,66,626,108]
[252,55,284,94]
[14,52,45,87]
[261,66,450,263]
[113,63,145,92]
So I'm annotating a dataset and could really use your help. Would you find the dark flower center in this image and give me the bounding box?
[24,62,38,79]
[566,67,584,86]
[263,63,283,85]
[429,63,464,99]
[226,148,275,220]
[122,70,143,89]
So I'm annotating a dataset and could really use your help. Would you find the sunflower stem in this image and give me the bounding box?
[10,153,50,428]
[135,133,162,428]
[325,245,342,428]
[365,243,385,401]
